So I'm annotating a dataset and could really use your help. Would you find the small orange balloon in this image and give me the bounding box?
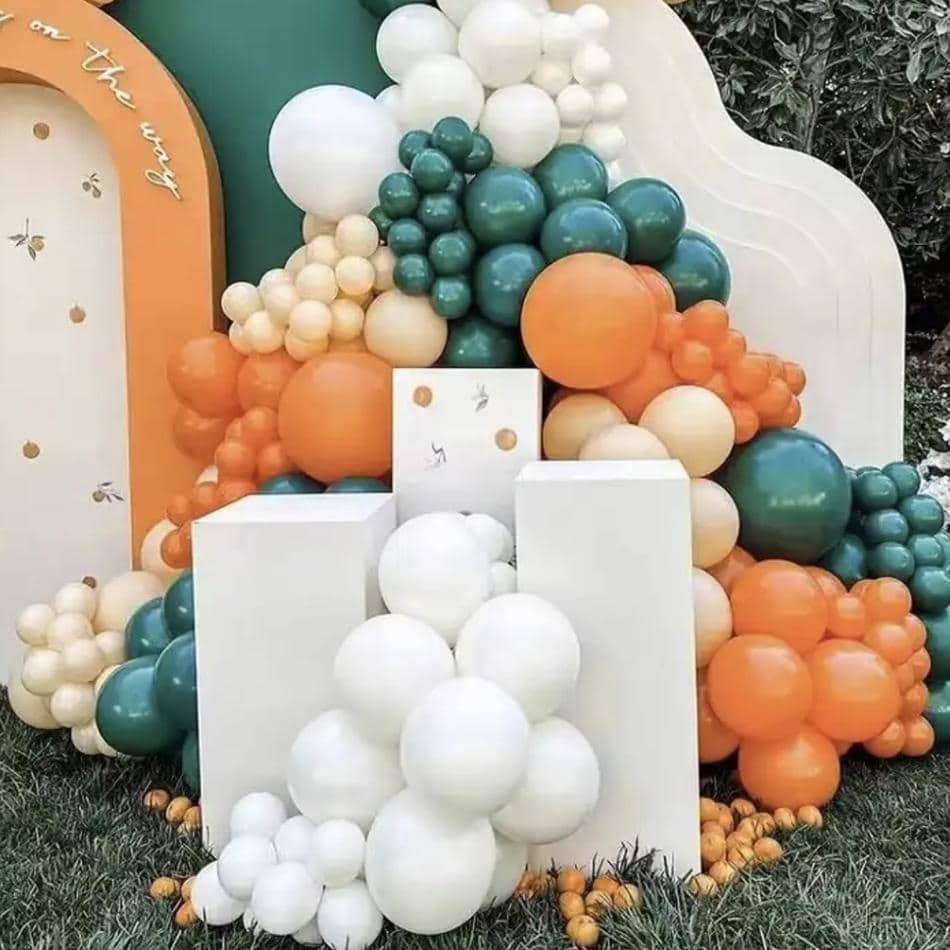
[807,639,901,742]
[806,567,847,604]
[738,726,840,810]
[257,443,296,484]
[750,377,792,421]
[278,352,392,484]
[827,594,868,639]
[704,371,732,405]
[671,340,714,384]
[242,407,280,451]
[189,481,222,519]
[217,478,257,506]
[903,614,927,652]
[832,738,852,756]
[226,419,246,442]
[774,396,802,428]
[712,329,746,367]
[166,493,192,528]
[862,578,913,622]
[167,333,243,418]
[160,530,192,570]
[214,440,257,481]
[237,349,300,411]
[172,407,231,464]
[600,350,678,422]
[654,312,686,353]
[633,265,676,315]
[731,560,828,655]
[707,634,812,741]
[682,301,729,345]
[727,354,770,398]
[782,362,806,396]
[522,254,658,389]
[864,621,915,667]
[902,716,935,756]
[863,719,906,759]
[850,579,874,599]
[909,647,932,681]
[901,682,929,718]
[895,662,915,693]
[697,681,739,764]
[708,546,756,595]
[729,400,760,444]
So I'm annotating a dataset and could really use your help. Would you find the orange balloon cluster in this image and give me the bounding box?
[700,565,934,808]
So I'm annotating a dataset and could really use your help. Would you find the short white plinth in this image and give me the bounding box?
[516,460,700,875]
[392,368,542,530]
[193,493,396,853]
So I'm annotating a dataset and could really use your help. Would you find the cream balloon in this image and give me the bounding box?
[140,519,183,586]
[8,673,58,729]
[692,568,732,668]
[50,682,96,727]
[579,423,670,461]
[377,4,459,83]
[335,257,376,298]
[335,215,380,259]
[400,54,486,131]
[53,582,97,620]
[71,721,100,755]
[303,213,336,242]
[690,478,740,568]
[329,299,365,342]
[46,613,93,651]
[296,262,339,304]
[21,648,64,696]
[479,84,560,168]
[317,881,383,950]
[16,603,54,647]
[60,638,107,683]
[364,290,448,368]
[542,393,625,459]
[222,281,263,326]
[93,571,164,634]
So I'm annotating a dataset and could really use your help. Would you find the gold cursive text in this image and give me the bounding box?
[30,19,70,41]
[81,43,136,110]
[140,122,182,200]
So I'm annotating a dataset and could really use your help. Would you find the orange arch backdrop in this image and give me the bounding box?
[0,0,224,560]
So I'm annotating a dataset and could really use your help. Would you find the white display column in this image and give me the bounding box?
[193,493,396,852]
[516,460,700,875]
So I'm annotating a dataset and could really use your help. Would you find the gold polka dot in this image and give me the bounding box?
[22,441,40,459]
[82,576,97,589]
[413,386,433,408]
[69,305,86,324]
[495,428,518,451]
[32,122,50,140]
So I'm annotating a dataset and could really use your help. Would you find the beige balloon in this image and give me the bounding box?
[693,568,732,668]
[53,582,98,620]
[93,570,164,634]
[140,519,184,587]
[8,672,59,730]
[639,385,735,477]
[364,290,448,368]
[220,281,261,326]
[543,393,625,460]
[579,423,670,461]
[690,478,740,568]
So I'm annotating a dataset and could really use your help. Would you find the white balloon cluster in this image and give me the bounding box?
[9,572,164,755]
[375,0,627,168]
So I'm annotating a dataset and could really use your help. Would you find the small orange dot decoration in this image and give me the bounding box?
[32,122,50,140]
[413,386,433,408]
[69,305,87,324]
[495,428,518,451]
[22,441,40,459]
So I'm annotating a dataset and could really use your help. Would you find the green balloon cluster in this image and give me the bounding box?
[96,571,200,793]
[607,178,685,264]
[924,614,950,747]
[260,473,325,494]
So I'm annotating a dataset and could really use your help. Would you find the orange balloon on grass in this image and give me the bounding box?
[168,333,243,418]
[600,350,678,422]
[895,662,915,693]
[671,340,714,384]
[237,349,300,411]
[862,719,906,759]
[902,716,935,756]
[711,329,746,367]
[697,681,739,764]
[160,530,191,570]
[172,407,230,463]
[729,400,760,444]
[727,353,770,398]
[654,312,685,353]
[522,254,658,389]
[708,546,755,595]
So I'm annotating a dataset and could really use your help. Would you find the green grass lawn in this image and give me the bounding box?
[3,693,950,950]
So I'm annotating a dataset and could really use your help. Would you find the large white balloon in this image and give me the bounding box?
[481,833,528,909]
[479,84,560,168]
[401,677,530,815]
[492,717,600,845]
[377,5,459,83]
[333,614,455,742]
[93,571,164,634]
[317,881,383,950]
[218,835,278,901]
[459,0,542,87]
[269,86,401,221]
[230,792,288,840]
[311,819,366,887]
[7,673,58,729]
[287,709,404,830]
[250,862,321,937]
[365,789,497,935]
[378,513,493,644]
[456,593,580,721]
[400,54,485,132]
[191,862,247,926]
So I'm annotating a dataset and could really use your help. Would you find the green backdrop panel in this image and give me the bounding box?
[111,0,388,285]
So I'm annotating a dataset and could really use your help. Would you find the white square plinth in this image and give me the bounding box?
[516,460,700,875]
[392,368,542,530]
[193,493,396,853]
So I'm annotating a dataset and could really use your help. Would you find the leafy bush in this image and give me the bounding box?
[679,0,950,334]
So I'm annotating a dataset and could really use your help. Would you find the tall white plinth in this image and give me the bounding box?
[193,493,396,853]
[516,461,700,875]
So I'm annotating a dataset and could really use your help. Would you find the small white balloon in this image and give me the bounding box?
[218,835,279,901]
[606,160,624,189]
[139,519,183,586]
[307,235,343,268]
[16,603,53,647]
[481,833,528,909]
[459,0,542,87]
[371,246,396,292]
[317,880,383,950]
[222,282,263,326]
[530,55,573,97]
[303,213,337,242]
[243,907,263,937]
[376,84,403,121]
[53,582,97,620]
[71,721,100,755]
[191,862,247,927]
[400,54,485,132]
[335,256,376,297]
[490,561,518,596]
[21,648,64,696]
[60,638,107,683]
[582,121,627,162]
[558,125,584,144]
[464,513,514,563]
[335,215,380,259]
[293,918,323,946]
[244,311,285,354]
[285,331,329,362]
[46,613,93,651]
[541,12,583,58]
[262,282,300,328]
[286,246,309,276]
[574,2,611,39]
[230,792,288,840]
[290,301,333,342]
[479,84,560,168]
[50,682,96,728]
[93,722,118,757]
[594,81,629,121]
[311,819,366,888]
[93,630,125,667]
[8,674,58,729]
[250,862,321,937]
[571,42,612,86]
[296,262,339,304]
[275,815,317,865]
[93,571,164,634]
[329,299,366,342]
[378,4,459,83]
[229,322,254,356]
[556,83,595,127]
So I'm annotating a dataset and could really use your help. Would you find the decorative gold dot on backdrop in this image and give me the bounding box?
[22,441,40,459]
[413,386,433,408]
[32,122,50,140]
[82,576,97,589]
[495,428,518,451]
[69,305,86,324]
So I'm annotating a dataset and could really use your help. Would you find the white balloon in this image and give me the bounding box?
[222,281,264,325]
[7,674,58,729]
[288,709,404,831]
[492,717,600,845]
[480,833,528,909]
[400,54,485,132]
[317,881,383,950]
[558,124,584,145]
[439,0,548,23]
[270,86,401,221]
[594,81,629,121]
[377,512,492,644]
[336,215,380,259]
[16,603,53,647]
[218,835,278,901]
[376,84,403,122]
[583,121,627,162]
[479,84,559,168]
[243,907,263,937]
[250,862,321,937]
[459,0,542,87]
[191,862,247,926]
[50,683,95,727]
[94,630,126,667]
[60,638,106,683]
[93,722,118,757]
[530,55,573,97]
[21,648,64,696]
[692,568,733,669]
[293,918,323,946]
[572,42,612,86]
[401,676,530,815]
[464,513,514,562]
[139,519,183,586]
[333,614,455,743]
[53,582,97,620]
[197,464,219,484]
[606,160,624,189]
[377,4,459,83]
[490,561,518,596]
[455,594,580,721]
[303,213,337,242]
[94,664,119,696]
[556,83,595,126]
[311,819,366,888]
[365,789,496,935]
[93,571,164,634]
[71,721,100,755]
[541,12,582,58]
[275,815,317,865]
[46,613,93,651]
[574,3,611,39]
[230,792,288,840]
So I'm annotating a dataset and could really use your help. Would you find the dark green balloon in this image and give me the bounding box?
[540,198,628,262]
[416,193,460,234]
[882,461,921,499]
[898,494,945,535]
[657,229,731,310]
[922,609,950,680]
[378,172,420,219]
[431,276,472,319]
[394,254,434,294]
[411,148,455,193]
[154,633,198,733]
[606,178,686,264]
[819,534,868,588]
[431,117,474,167]
[326,477,389,493]
[722,428,852,563]
[533,145,608,209]
[125,598,172,659]
[464,167,546,248]
[398,130,431,170]
[428,230,477,276]
[926,679,950,745]
[368,206,393,240]
[910,566,950,613]
[443,316,521,368]
[866,542,915,581]
[908,534,944,568]
[259,473,325,494]
[863,509,909,546]
[446,171,466,199]
[853,470,898,512]
[474,243,545,328]
[937,531,950,566]
[463,132,493,174]
[96,656,183,757]
[847,508,866,535]
[163,571,195,639]
[388,218,428,257]
[181,730,201,795]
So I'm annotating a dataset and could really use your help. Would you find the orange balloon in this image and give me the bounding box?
[782,362,806,396]
[166,493,192,528]
[654,312,686,353]
[774,396,802,428]
[708,546,755,595]
[730,560,828,655]
[682,301,729,345]
[909,647,932,681]
[600,350,678,422]
[864,621,915,667]
[832,738,852,757]
[278,352,392,484]
[738,726,840,810]
[902,682,929,718]
[729,400,760,444]
[172,407,230,464]
[827,594,868,639]
[671,340,714,384]
[704,371,732,405]
[902,716,935,756]
[807,639,901,742]
[727,354,770,398]
[707,634,812,741]
[850,579,874,599]
[217,479,257,506]
[863,719,906,759]
[750,377,792,421]
[257,443,296,484]
[895,662,915,693]
[806,567,847,604]
[214,440,257,481]
[160,529,192,570]
[712,329,746,367]
[242,407,280,451]
[167,333,243,418]
[522,254,658,389]
[237,349,300,412]
[697,681,739,764]
[862,577,912,622]
[632,265,676,315]
[903,614,927,652]
[190,481,222,519]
